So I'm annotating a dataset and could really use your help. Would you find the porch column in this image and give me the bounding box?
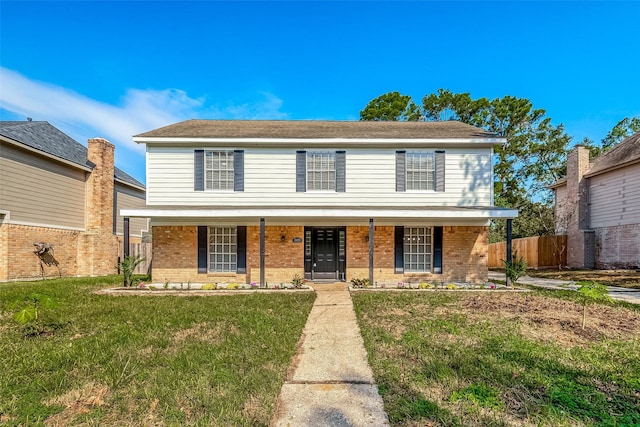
[260,217,265,288]
[123,217,130,257]
[369,218,374,284]
[506,218,513,286]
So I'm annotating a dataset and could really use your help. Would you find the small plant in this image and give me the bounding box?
[576,281,613,329]
[163,279,169,289]
[148,285,157,291]
[227,283,239,290]
[201,283,216,290]
[291,273,305,289]
[273,284,280,290]
[502,255,527,286]
[397,281,405,289]
[117,255,145,287]
[14,293,59,325]
[187,281,191,290]
[419,282,433,289]
[350,277,371,288]
[250,281,258,289]
[446,283,458,290]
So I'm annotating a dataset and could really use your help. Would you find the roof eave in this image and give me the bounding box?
[1,135,93,172]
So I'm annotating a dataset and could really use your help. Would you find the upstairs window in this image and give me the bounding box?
[297,150,345,192]
[406,152,435,191]
[194,149,244,192]
[396,150,445,192]
[205,150,234,190]
[307,151,336,191]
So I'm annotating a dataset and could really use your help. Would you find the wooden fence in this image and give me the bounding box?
[488,235,567,269]
[118,242,152,275]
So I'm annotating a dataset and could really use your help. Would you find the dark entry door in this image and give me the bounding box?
[313,228,337,279]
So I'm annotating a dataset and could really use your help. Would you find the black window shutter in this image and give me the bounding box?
[433,226,443,274]
[194,150,204,191]
[435,150,445,192]
[234,150,244,192]
[296,150,306,192]
[197,226,208,273]
[396,151,406,192]
[336,150,346,192]
[394,226,404,273]
[237,226,247,273]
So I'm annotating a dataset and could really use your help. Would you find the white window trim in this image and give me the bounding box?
[208,226,238,273]
[306,151,336,192]
[403,226,433,273]
[405,151,436,192]
[204,150,235,192]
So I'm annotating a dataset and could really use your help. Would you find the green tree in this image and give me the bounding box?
[360,91,421,121]
[602,116,640,151]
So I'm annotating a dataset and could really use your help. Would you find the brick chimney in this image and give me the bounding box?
[565,146,594,268]
[86,138,115,233]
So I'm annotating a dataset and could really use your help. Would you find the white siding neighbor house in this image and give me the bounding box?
[551,132,640,269]
[122,120,517,285]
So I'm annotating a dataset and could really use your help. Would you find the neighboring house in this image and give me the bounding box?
[0,121,148,280]
[122,120,517,285]
[550,133,640,269]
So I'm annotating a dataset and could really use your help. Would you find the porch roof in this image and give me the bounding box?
[121,205,518,226]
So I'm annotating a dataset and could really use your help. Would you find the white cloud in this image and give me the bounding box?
[0,67,289,182]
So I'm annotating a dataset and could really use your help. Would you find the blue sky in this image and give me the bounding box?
[1,1,639,184]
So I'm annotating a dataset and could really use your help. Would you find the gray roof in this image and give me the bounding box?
[135,119,501,140]
[585,131,640,177]
[0,121,144,189]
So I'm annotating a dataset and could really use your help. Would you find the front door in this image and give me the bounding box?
[304,227,346,280]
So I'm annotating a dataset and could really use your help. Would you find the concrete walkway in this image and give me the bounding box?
[271,282,390,427]
[488,272,640,304]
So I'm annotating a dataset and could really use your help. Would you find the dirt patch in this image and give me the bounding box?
[45,382,109,426]
[460,293,640,347]
[524,269,640,289]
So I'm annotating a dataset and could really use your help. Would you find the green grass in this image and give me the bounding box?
[353,291,640,427]
[0,275,315,426]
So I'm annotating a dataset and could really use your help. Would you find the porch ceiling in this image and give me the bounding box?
[121,206,518,226]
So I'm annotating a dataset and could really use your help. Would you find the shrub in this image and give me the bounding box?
[502,255,527,285]
[201,283,216,290]
[226,283,240,290]
[446,283,458,290]
[291,274,305,289]
[117,255,145,287]
[350,278,371,288]
[418,282,433,289]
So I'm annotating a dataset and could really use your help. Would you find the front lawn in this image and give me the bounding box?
[525,269,640,289]
[353,291,640,426]
[0,275,315,426]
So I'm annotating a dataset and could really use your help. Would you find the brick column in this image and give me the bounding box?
[77,138,119,276]
[565,146,592,268]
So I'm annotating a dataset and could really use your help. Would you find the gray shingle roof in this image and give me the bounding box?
[585,131,640,177]
[0,121,144,189]
[135,119,501,140]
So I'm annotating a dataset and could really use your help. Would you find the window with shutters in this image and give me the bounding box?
[307,151,336,191]
[403,227,432,272]
[209,226,237,272]
[205,150,234,190]
[406,152,435,191]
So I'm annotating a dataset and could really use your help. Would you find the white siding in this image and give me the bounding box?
[146,146,493,207]
[589,163,640,228]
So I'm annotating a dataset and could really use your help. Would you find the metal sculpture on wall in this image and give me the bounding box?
[33,242,61,279]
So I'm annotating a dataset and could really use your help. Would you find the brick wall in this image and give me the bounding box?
[595,224,640,269]
[1,224,80,280]
[442,226,488,283]
[149,224,489,285]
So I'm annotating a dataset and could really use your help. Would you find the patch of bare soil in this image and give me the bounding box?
[459,293,640,347]
[526,269,640,289]
[44,382,109,426]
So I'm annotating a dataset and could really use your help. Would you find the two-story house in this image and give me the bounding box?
[122,120,517,285]
[0,121,148,280]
